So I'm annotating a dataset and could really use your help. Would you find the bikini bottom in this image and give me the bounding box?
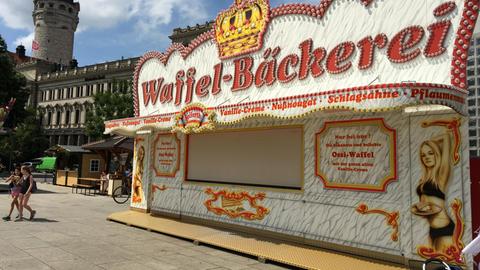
[429,220,455,240]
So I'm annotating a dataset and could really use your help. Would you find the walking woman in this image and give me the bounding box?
[2,167,22,221]
[16,166,36,222]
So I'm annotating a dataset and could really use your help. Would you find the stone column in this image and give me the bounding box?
[61,110,67,126]
[70,109,76,126]
[52,108,58,126]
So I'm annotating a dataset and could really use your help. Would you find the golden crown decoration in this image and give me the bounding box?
[214,0,270,59]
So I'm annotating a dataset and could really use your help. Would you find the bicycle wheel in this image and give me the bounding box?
[112,185,131,204]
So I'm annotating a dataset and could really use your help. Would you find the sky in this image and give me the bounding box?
[0,0,316,66]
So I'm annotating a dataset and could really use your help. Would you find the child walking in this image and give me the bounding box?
[2,167,22,221]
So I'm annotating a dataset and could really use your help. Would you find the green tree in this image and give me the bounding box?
[0,35,47,168]
[85,79,134,140]
[0,107,49,163]
[0,35,29,128]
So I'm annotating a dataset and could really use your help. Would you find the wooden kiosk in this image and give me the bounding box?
[105,0,478,268]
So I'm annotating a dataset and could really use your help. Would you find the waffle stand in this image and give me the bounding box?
[105,0,478,268]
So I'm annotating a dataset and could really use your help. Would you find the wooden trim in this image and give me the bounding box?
[129,207,150,213]
[178,214,407,267]
[150,209,181,219]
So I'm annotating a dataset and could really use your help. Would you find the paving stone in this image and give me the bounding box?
[0,183,286,270]
[0,258,52,270]
[10,237,53,250]
[46,259,102,270]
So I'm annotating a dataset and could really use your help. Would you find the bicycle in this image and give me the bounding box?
[422,258,463,270]
[112,177,131,204]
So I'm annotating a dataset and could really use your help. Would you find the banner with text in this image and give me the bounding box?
[315,118,397,192]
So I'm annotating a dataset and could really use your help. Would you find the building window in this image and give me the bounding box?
[75,110,80,124]
[49,3,54,8]
[468,69,475,76]
[470,130,477,137]
[89,160,100,172]
[65,111,70,124]
[469,49,474,56]
[68,7,72,13]
[469,99,476,106]
[471,140,478,147]
[468,79,475,86]
[469,108,476,116]
[47,112,52,125]
[471,150,478,157]
[468,59,475,66]
[39,2,45,8]
[470,119,476,127]
[56,111,61,125]
[477,38,480,45]
[59,4,66,10]
[76,86,80,97]
[477,78,480,85]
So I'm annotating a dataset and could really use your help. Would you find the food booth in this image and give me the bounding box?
[105,0,478,268]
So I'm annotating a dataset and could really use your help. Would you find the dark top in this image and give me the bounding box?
[416,181,445,200]
[20,175,31,194]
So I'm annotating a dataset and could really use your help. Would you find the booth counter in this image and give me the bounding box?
[105,0,478,268]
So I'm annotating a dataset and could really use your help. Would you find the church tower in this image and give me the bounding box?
[32,0,80,65]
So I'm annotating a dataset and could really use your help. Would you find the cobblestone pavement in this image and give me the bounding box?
[0,183,288,270]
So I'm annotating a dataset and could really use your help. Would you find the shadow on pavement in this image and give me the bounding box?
[0,189,59,194]
[31,218,58,223]
[32,189,58,194]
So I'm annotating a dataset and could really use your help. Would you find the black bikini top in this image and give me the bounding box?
[416,181,445,200]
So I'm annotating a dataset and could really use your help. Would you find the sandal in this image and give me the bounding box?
[29,210,36,221]
[2,216,10,221]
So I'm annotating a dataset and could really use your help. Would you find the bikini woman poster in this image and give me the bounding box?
[410,115,470,265]
[131,135,150,210]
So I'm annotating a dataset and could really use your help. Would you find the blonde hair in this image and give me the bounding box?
[418,140,442,191]
[136,145,145,175]
[21,165,31,174]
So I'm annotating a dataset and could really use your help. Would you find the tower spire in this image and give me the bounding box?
[32,0,80,65]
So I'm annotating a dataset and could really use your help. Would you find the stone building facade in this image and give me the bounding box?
[169,22,213,45]
[32,0,80,65]
[35,58,138,146]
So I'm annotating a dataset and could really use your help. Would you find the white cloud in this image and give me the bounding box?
[78,0,208,33]
[0,0,34,30]
[0,0,208,34]
[14,32,35,54]
[77,0,141,32]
